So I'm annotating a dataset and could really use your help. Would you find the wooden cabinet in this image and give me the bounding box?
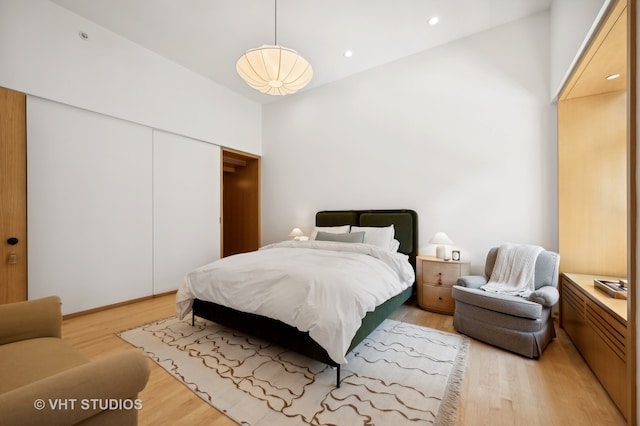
[558,0,628,279]
[561,273,628,419]
[416,256,469,314]
[556,2,632,421]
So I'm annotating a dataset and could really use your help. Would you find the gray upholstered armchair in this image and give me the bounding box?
[451,247,560,358]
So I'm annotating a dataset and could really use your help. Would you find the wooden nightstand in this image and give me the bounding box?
[416,256,470,314]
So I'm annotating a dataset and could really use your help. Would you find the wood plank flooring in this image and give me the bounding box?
[61,294,626,425]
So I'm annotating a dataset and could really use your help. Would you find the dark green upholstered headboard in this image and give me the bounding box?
[315,209,418,272]
[315,210,360,228]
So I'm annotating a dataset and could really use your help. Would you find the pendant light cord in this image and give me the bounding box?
[274,0,278,46]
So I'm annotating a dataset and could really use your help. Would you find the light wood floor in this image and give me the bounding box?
[61,294,626,426]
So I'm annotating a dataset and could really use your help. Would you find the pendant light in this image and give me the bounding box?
[236,0,313,96]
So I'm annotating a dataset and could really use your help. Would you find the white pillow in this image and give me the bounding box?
[350,225,395,250]
[389,238,401,252]
[310,225,351,240]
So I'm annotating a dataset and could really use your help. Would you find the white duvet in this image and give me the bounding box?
[176,240,415,364]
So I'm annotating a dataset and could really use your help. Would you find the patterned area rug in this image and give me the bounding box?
[119,316,469,425]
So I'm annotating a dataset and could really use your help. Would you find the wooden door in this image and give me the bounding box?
[222,149,260,257]
[0,87,27,304]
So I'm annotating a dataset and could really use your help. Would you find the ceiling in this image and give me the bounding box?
[50,0,553,104]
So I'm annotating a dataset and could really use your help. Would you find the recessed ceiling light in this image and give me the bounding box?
[344,50,353,58]
[78,31,89,41]
[606,73,621,80]
[428,16,439,26]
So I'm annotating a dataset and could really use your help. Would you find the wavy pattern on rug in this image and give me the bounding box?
[119,317,468,425]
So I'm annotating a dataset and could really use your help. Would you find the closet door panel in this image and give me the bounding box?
[153,130,220,294]
[27,97,153,315]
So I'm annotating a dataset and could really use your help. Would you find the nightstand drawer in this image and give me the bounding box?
[422,262,463,286]
[419,284,455,314]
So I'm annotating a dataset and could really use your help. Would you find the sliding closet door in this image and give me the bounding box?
[27,97,153,314]
[152,130,220,294]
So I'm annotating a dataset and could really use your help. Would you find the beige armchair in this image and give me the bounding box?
[0,296,150,425]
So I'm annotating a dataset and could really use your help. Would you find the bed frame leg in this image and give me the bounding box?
[191,311,195,326]
[336,365,341,388]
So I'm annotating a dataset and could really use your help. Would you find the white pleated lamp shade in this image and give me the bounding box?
[236,45,313,95]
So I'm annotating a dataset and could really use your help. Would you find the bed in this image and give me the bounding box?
[176,209,418,386]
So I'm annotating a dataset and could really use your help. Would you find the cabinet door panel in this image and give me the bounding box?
[153,130,220,294]
[561,278,588,350]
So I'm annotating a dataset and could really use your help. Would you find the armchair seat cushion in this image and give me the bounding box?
[0,337,89,393]
[454,296,551,333]
[452,285,542,320]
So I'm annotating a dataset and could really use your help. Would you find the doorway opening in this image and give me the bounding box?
[221,149,260,257]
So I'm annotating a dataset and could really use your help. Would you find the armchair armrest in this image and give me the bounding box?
[457,275,488,290]
[0,296,62,345]
[527,286,560,308]
[0,349,150,426]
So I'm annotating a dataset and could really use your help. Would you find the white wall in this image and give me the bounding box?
[549,0,610,100]
[262,11,556,273]
[0,0,261,155]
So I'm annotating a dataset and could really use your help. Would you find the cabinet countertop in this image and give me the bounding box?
[562,272,627,323]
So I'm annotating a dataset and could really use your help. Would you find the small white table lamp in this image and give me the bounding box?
[289,228,305,241]
[429,232,454,259]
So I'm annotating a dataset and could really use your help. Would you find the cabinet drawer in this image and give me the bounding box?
[422,262,462,286]
[419,284,455,314]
